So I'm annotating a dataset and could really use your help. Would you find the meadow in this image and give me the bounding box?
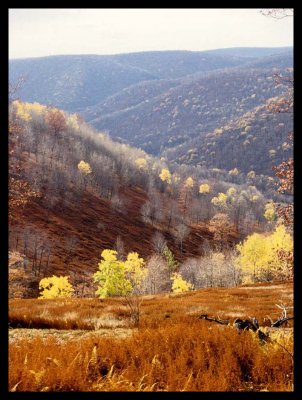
[9,281,293,392]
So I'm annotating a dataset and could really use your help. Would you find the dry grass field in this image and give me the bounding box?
[9,281,293,392]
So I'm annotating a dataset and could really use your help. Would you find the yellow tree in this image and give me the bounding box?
[67,113,80,130]
[93,250,131,298]
[266,224,293,279]
[13,100,32,122]
[226,187,237,197]
[199,183,210,194]
[264,202,277,222]
[78,160,92,189]
[38,275,74,299]
[229,168,239,176]
[159,168,172,184]
[124,252,147,294]
[135,158,147,170]
[236,233,269,283]
[184,176,194,188]
[93,250,147,325]
[78,160,92,175]
[211,192,228,210]
[171,272,193,293]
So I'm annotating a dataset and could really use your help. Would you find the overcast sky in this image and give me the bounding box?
[9,8,293,59]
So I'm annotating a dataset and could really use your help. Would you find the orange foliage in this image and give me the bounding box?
[9,282,293,391]
[45,109,67,135]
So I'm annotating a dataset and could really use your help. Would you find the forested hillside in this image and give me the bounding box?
[9,49,293,178]
[9,100,291,297]
[165,96,293,175]
[9,48,292,114]
[87,65,291,159]
[9,47,293,299]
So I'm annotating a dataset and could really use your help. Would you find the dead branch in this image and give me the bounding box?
[271,316,294,328]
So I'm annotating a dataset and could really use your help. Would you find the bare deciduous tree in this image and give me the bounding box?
[174,223,190,254]
[151,231,167,254]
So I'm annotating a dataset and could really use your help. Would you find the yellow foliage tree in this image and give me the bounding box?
[38,275,74,299]
[67,114,80,130]
[236,233,269,283]
[14,100,32,122]
[159,168,172,184]
[173,175,181,183]
[211,192,228,209]
[93,249,147,325]
[236,225,293,282]
[226,187,236,197]
[184,177,194,188]
[199,183,210,194]
[266,224,293,278]
[135,158,147,170]
[264,202,276,222]
[78,160,92,175]
[229,168,239,176]
[171,272,193,293]
[124,252,147,293]
[93,250,132,298]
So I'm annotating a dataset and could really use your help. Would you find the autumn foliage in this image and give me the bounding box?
[236,224,293,282]
[39,275,74,299]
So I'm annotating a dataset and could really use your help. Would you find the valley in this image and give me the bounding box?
[8,42,294,393]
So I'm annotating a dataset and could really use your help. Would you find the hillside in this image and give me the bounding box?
[87,65,292,158]
[165,96,293,175]
[11,101,255,298]
[9,47,292,113]
[10,99,293,297]
[9,49,293,179]
[9,55,158,111]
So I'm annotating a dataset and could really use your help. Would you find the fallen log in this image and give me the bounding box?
[198,314,229,325]
[198,314,291,344]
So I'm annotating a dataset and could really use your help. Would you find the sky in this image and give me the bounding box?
[9,8,293,59]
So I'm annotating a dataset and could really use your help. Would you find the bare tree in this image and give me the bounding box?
[114,235,126,260]
[151,231,167,254]
[140,196,163,226]
[174,222,190,254]
[64,235,78,267]
[111,194,127,214]
[143,254,171,294]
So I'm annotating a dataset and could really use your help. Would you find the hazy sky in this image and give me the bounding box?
[9,8,293,59]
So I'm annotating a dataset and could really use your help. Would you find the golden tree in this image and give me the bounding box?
[39,275,74,299]
[159,168,172,184]
[171,272,193,293]
[199,183,210,194]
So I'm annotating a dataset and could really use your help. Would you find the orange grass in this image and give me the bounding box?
[9,281,293,392]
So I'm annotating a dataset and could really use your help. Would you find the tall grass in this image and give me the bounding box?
[9,320,293,391]
[9,281,293,391]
